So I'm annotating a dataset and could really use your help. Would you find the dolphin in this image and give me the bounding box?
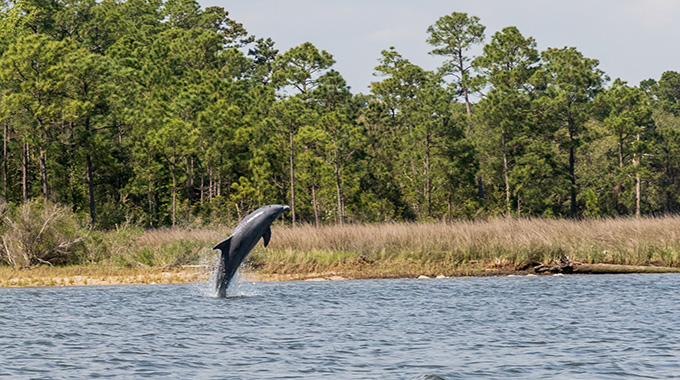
[212,204,290,297]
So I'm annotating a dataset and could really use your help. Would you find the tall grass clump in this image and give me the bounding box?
[99,226,223,268]
[0,201,87,268]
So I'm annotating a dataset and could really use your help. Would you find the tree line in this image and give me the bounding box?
[1,0,679,228]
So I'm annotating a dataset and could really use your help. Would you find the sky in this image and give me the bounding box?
[201,0,680,94]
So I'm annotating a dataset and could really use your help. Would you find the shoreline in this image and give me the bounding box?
[4,217,680,287]
[2,262,679,288]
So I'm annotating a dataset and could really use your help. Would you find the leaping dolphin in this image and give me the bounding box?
[213,204,290,297]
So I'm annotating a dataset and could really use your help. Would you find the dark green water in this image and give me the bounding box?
[1,273,679,379]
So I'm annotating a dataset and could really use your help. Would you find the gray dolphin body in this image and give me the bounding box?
[213,204,289,297]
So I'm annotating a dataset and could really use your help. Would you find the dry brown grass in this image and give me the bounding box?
[0,201,85,268]
[248,216,680,278]
[3,216,679,286]
[135,227,225,247]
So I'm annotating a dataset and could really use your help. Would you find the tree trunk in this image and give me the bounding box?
[464,87,472,118]
[333,148,344,225]
[636,173,641,217]
[664,159,672,213]
[3,121,7,199]
[187,157,194,206]
[170,166,177,227]
[22,142,29,202]
[147,155,154,227]
[200,174,204,206]
[40,149,48,203]
[635,133,641,217]
[217,171,221,198]
[311,170,319,228]
[458,51,472,119]
[425,131,431,217]
[502,131,510,215]
[517,193,521,216]
[289,130,296,227]
[569,144,576,218]
[85,118,96,226]
[477,176,484,200]
[208,167,213,202]
[447,191,452,222]
[568,120,577,218]
[68,125,76,212]
[458,53,484,203]
[86,154,96,226]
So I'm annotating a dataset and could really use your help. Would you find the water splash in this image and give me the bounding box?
[190,253,220,297]
[226,270,261,298]
[202,253,260,298]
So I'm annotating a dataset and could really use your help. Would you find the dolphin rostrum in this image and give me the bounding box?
[212,204,289,297]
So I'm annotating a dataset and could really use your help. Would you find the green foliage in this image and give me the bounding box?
[473,26,540,90]
[0,3,679,229]
[426,12,485,107]
[121,238,203,267]
[273,42,335,95]
[540,47,607,216]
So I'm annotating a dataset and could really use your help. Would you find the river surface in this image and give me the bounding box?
[1,273,679,379]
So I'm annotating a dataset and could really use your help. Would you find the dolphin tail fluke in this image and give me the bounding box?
[214,236,233,298]
[214,236,232,253]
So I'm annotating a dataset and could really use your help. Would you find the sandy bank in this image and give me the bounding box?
[2,261,679,288]
[0,266,354,288]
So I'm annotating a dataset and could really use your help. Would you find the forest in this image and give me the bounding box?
[1,0,680,229]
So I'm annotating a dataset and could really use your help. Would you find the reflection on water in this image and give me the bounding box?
[1,274,680,379]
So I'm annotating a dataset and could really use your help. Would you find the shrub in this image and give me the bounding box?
[0,201,87,268]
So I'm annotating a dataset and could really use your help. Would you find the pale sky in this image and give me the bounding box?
[202,0,680,94]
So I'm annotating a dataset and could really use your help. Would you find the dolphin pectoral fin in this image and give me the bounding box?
[263,227,272,247]
[214,236,232,253]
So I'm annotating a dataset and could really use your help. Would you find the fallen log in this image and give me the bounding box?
[533,253,680,275]
[570,263,680,274]
[534,253,575,274]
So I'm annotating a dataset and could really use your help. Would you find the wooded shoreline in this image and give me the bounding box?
[2,4,680,231]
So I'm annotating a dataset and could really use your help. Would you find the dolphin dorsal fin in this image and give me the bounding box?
[213,236,232,253]
[263,227,272,247]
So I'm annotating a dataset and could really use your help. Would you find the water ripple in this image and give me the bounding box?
[2,275,680,378]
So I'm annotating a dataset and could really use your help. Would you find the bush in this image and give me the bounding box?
[119,239,207,268]
[0,201,87,268]
[81,223,142,264]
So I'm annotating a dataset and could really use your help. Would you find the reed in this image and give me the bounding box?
[112,216,680,278]
[2,216,680,286]
[88,226,223,268]
[245,216,680,278]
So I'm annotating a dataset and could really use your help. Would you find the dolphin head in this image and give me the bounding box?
[265,204,290,219]
[247,204,290,226]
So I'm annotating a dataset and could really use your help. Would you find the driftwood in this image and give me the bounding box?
[534,254,680,275]
[534,253,575,274]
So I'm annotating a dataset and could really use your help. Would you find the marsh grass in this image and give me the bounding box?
[99,216,680,278]
[92,227,222,268]
[2,216,680,286]
[247,217,680,278]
